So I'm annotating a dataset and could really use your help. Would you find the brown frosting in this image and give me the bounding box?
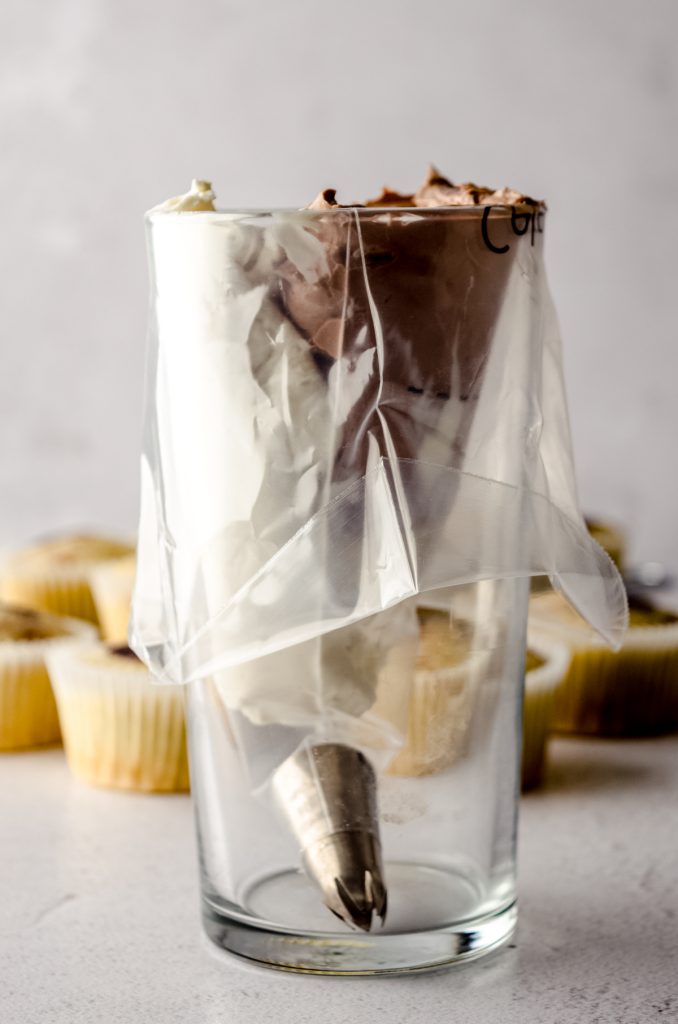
[279,207,515,596]
[307,189,341,211]
[284,174,522,476]
[108,644,142,661]
[365,165,542,210]
[364,187,415,208]
[282,164,543,595]
[304,167,540,212]
[412,164,540,208]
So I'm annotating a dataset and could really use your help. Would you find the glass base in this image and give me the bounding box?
[201,864,517,974]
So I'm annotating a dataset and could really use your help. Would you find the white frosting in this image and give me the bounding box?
[151,178,216,213]
[141,183,416,729]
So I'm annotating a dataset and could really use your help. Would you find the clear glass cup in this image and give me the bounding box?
[135,201,622,973]
[187,576,528,973]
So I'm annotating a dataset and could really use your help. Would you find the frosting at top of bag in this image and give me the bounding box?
[311,165,544,210]
[149,166,543,216]
[151,178,216,213]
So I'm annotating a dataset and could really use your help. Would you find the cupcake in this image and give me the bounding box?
[521,637,571,790]
[0,603,96,751]
[0,534,134,625]
[530,591,678,736]
[46,642,189,792]
[373,608,490,777]
[89,555,136,644]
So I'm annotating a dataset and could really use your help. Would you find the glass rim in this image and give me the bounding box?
[145,203,545,225]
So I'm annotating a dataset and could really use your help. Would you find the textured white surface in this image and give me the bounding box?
[1,0,677,578]
[1,737,677,1023]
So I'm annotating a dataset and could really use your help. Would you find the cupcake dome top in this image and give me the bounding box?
[3,535,133,573]
[0,602,84,642]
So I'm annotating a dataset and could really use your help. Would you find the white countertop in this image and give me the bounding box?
[2,736,677,1024]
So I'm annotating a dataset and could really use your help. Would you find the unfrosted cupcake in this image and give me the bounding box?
[0,534,134,626]
[373,608,490,777]
[530,591,678,736]
[89,554,136,644]
[521,637,571,790]
[46,642,189,792]
[0,603,96,750]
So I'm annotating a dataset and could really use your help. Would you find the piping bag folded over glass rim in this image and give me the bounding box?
[131,195,627,754]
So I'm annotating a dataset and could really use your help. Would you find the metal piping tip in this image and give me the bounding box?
[272,743,387,932]
[311,831,388,932]
[334,871,388,932]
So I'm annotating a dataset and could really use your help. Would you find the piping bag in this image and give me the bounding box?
[131,173,627,930]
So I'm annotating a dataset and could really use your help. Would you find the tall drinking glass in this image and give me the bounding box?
[133,203,625,973]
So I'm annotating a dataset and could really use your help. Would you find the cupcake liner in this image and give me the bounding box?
[521,636,571,791]
[373,611,491,777]
[0,615,96,751]
[46,645,189,792]
[530,591,678,737]
[552,622,678,736]
[89,556,136,644]
[0,652,60,750]
[386,648,490,777]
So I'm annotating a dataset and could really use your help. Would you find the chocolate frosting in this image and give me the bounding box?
[108,644,141,661]
[279,164,536,480]
[307,189,341,211]
[304,166,541,212]
[366,165,542,210]
[276,163,544,600]
[364,187,415,208]
[411,164,540,208]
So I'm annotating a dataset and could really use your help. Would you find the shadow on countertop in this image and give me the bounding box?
[527,734,678,796]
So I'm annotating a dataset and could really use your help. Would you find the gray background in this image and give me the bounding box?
[2,0,676,575]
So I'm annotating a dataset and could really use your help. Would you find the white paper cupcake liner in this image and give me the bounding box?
[89,556,136,644]
[553,620,678,736]
[46,644,189,792]
[530,591,678,736]
[0,614,96,751]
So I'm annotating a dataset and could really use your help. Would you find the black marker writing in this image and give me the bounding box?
[481,205,544,255]
[511,209,531,237]
[481,206,510,255]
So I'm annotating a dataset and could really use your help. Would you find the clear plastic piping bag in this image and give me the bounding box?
[131,204,627,772]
